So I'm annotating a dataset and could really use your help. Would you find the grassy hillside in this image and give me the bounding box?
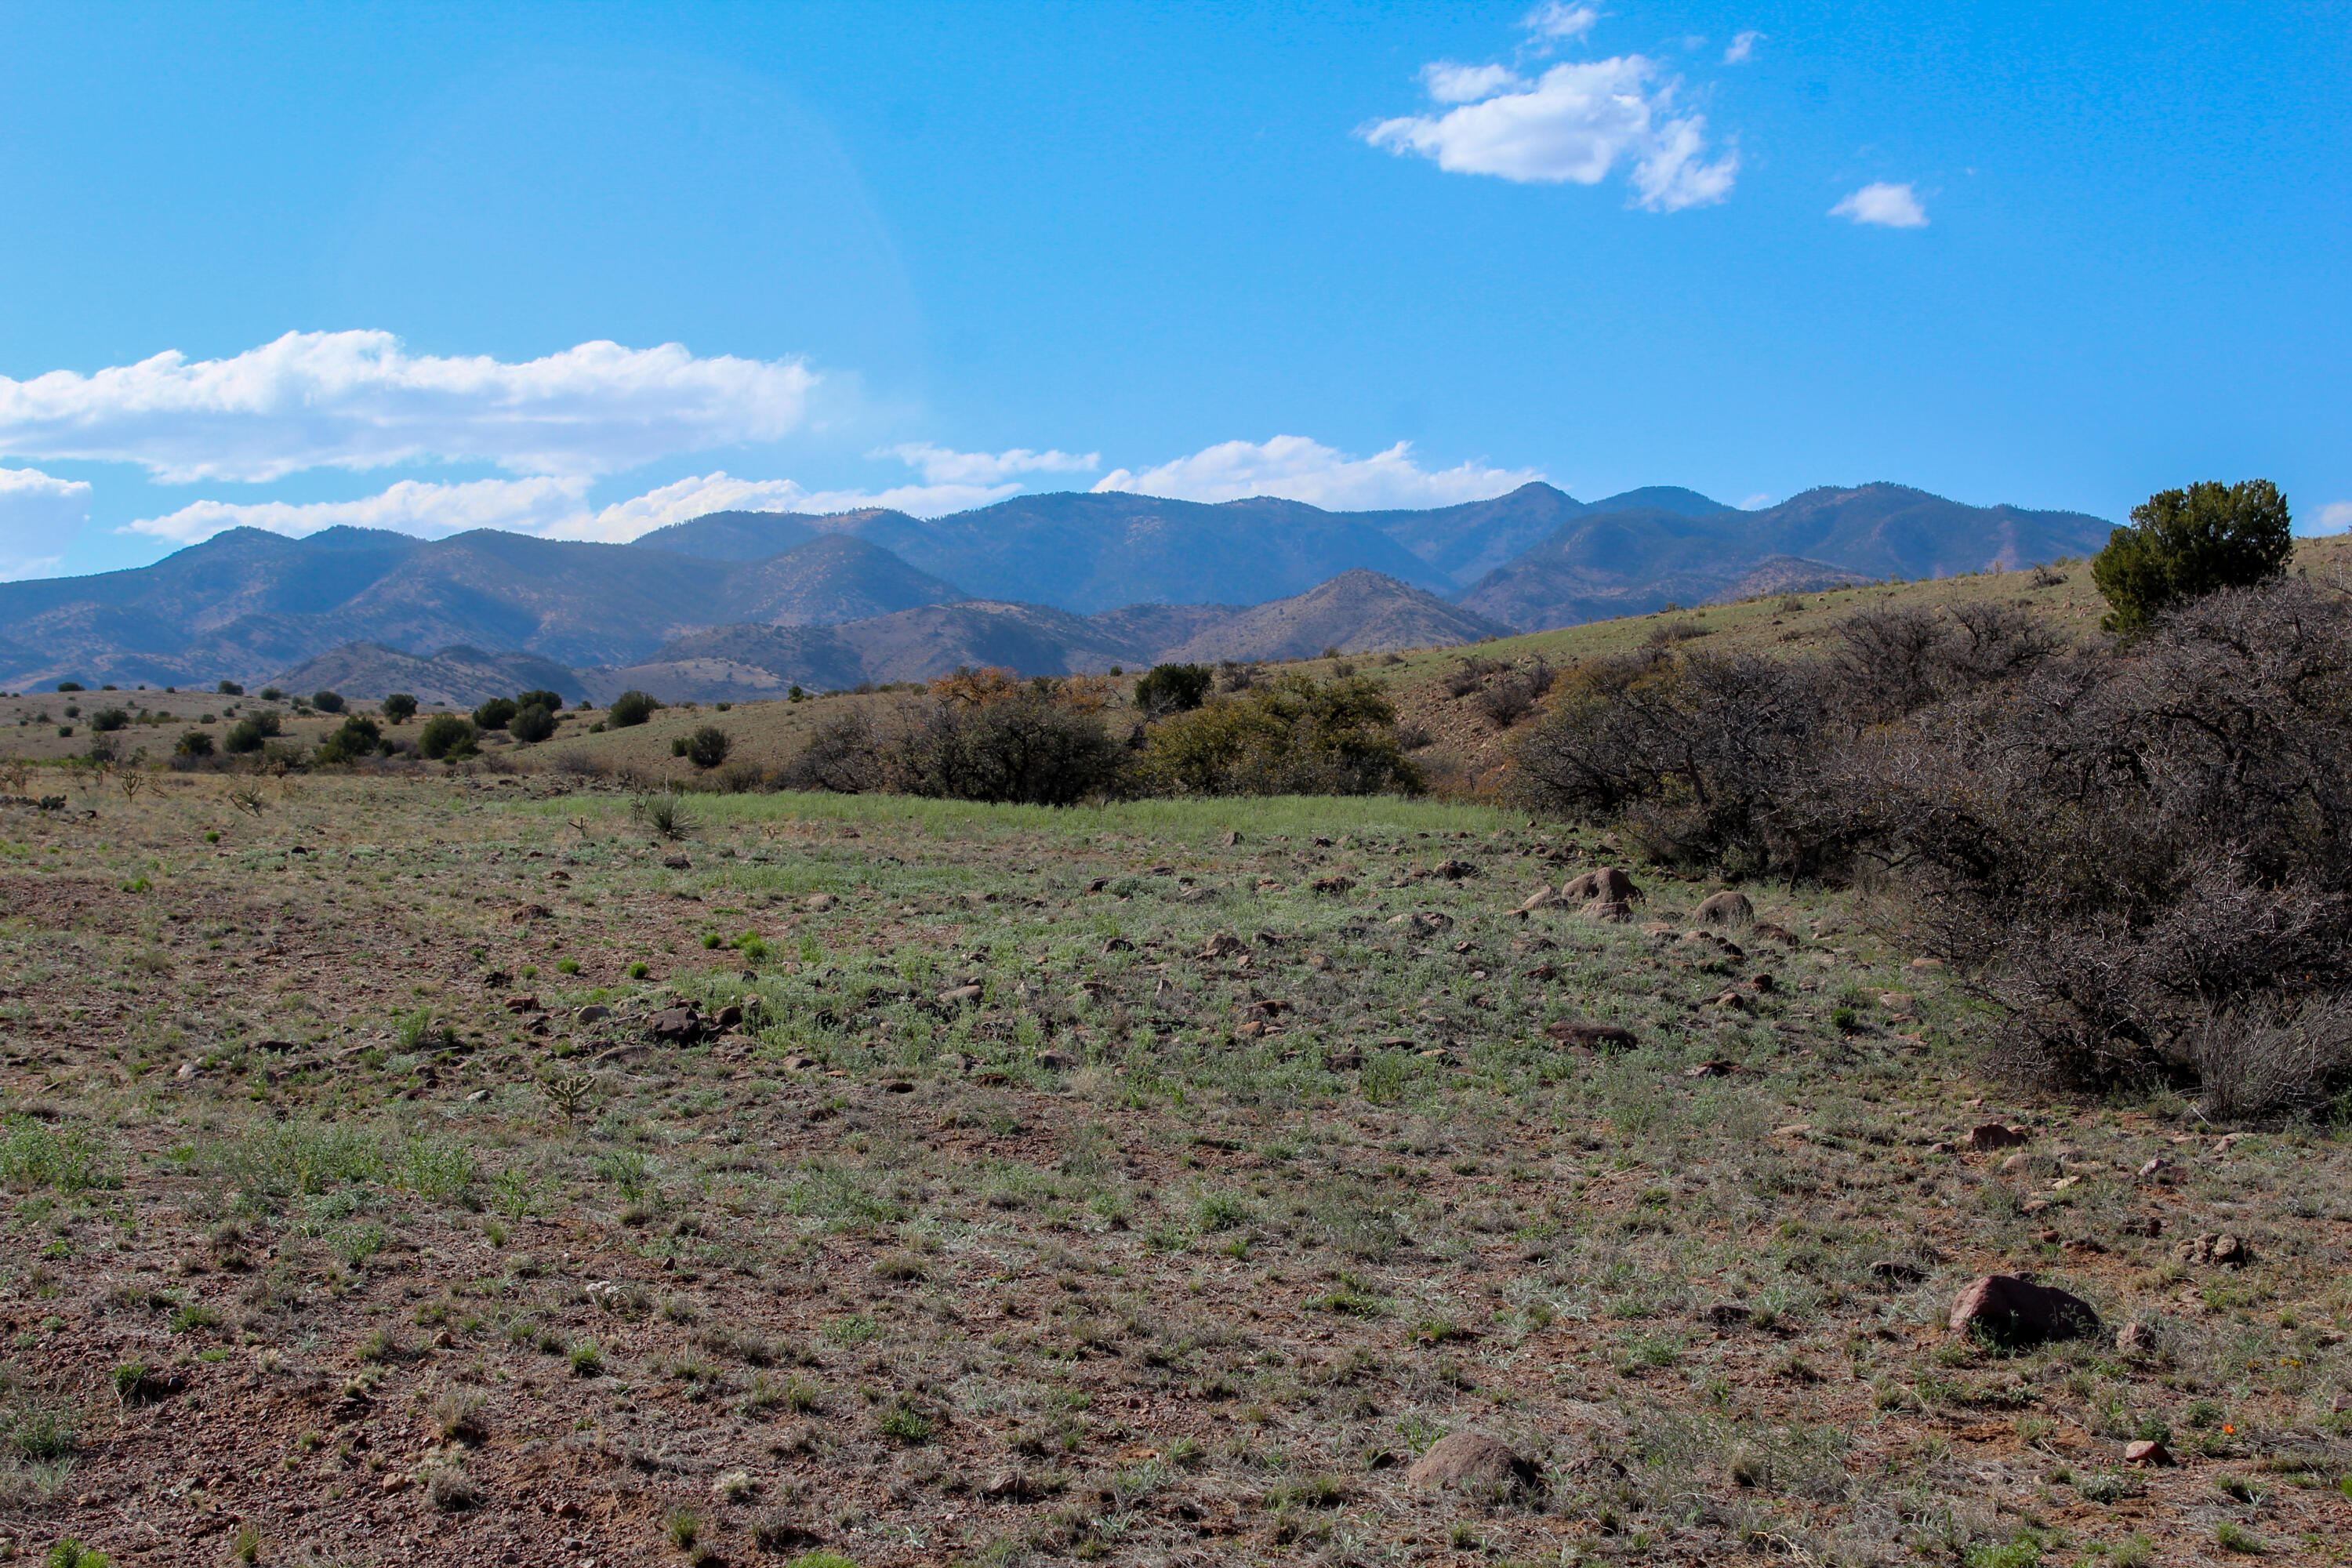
[1,771,2344,1564]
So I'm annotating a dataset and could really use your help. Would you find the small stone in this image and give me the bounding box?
[1432,857,1479,880]
[593,1043,652,1067]
[802,892,837,912]
[1908,956,1947,971]
[1404,1432,1540,1495]
[2116,1322,2158,1354]
[1519,884,1560,912]
[1870,1259,1927,1286]
[1969,1123,2031,1152]
[660,855,691,871]
[1999,1152,2034,1175]
[1878,991,1916,1012]
[937,984,984,1007]
[1544,1019,1637,1051]
[176,1061,201,1080]
[713,1004,743,1029]
[574,1004,612,1025]
[1101,937,1134,953]
[2122,1439,2173,1466]
[503,994,541,1014]
[2176,1232,2250,1268]
[1196,931,1246,958]
[1036,1051,1078,1071]
[510,902,553,923]
[2136,1156,2178,1181]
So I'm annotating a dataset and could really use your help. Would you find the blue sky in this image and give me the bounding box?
[1,0,2347,579]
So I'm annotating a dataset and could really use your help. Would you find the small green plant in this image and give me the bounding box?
[45,1541,108,1568]
[638,790,697,840]
[229,1523,261,1563]
[666,1506,702,1548]
[557,957,580,975]
[876,1402,933,1443]
[628,960,651,979]
[2213,1521,2267,1555]
[569,1338,604,1377]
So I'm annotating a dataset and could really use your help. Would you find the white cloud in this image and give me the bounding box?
[1740,492,1776,510]
[879,443,1100,487]
[0,465,94,579]
[1831,181,1929,228]
[1422,62,1524,104]
[1363,55,1737,210]
[1523,2,1601,42]
[125,476,595,545]
[0,330,815,482]
[1093,436,1541,510]
[2310,501,2352,536]
[121,465,1025,551]
[1723,30,1762,64]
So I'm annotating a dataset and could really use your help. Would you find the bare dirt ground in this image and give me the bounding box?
[2,771,2347,1567]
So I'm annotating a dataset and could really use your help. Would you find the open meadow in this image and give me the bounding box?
[2,764,2347,1566]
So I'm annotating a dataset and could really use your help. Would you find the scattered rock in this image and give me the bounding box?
[2122,1439,2173,1467]
[1310,875,1356,895]
[648,1007,703,1044]
[1969,1123,2031,1152]
[1693,890,1753,927]
[1544,1019,1637,1050]
[503,995,541,1014]
[1999,1152,2034,1175]
[713,1004,743,1030]
[1404,1432,1541,1496]
[2116,1321,2158,1354]
[1947,1274,2100,1345]
[1682,1059,1738,1078]
[1197,931,1246,958]
[802,892,837,912]
[1431,857,1479,880]
[2136,1156,2180,1182]
[1705,1303,1753,1327]
[1036,1051,1078,1071]
[983,1471,1043,1502]
[1101,937,1134,953]
[510,903,553,923]
[593,1044,652,1067]
[660,855,691,871]
[1581,898,1633,924]
[2176,1233,2249,1268]
[575,1004,613,1025]
[1518,884,1559,912]
[937,984,985,1007]
[1870,1259,1927,1287]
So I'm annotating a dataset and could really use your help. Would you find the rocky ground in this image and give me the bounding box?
[0,773,2347,1567]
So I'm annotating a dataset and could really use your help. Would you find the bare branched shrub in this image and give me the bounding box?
[549,750,608,779]
[2186,995,2352,1121]
[1476,660,1555,728]
[779,711,887,795]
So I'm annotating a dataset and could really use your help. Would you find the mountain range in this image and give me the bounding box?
[0,481,2114,699]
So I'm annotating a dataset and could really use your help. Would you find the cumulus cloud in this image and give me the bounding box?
[880,443,1100,487]
[1723,30,1762,64]
[0,465,94,579]
[1831,181,1929,228]
[122,464,1025,551]
[1523,2,1600,41]
[1363,54,1738,210]
[2309,501,2352,536]
[0,330,815,483]
[1093,436,1541,511]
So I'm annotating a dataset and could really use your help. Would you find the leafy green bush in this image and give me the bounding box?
[895,693,1127,805]
[515,688,564,713]
[416,713,477,760]
[310,689,344,713]
[510,704,557,744]
[472,696,519,731]
[174,728,215,759]
[0,1116,118,1192]
[89,707,130,733]
[314,714,383,764]
[1140,673,1419,797]
[223,710,282,755]
[1134,662,1214,715]
[683,725,730,769]
[608,690,662,728]
[379,692,418,724]
[2092,479,2292,636]
[216,679,243,695]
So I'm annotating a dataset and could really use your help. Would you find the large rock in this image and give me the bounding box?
[2176,1232,2249,1268]
[1404,1432,1541,1496]
[1563,867,1642,904]
[648,1007,703,1044]
[1693,890,1753,927]
[1947,1274,2100,1345]
[1581,898,1633,924]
